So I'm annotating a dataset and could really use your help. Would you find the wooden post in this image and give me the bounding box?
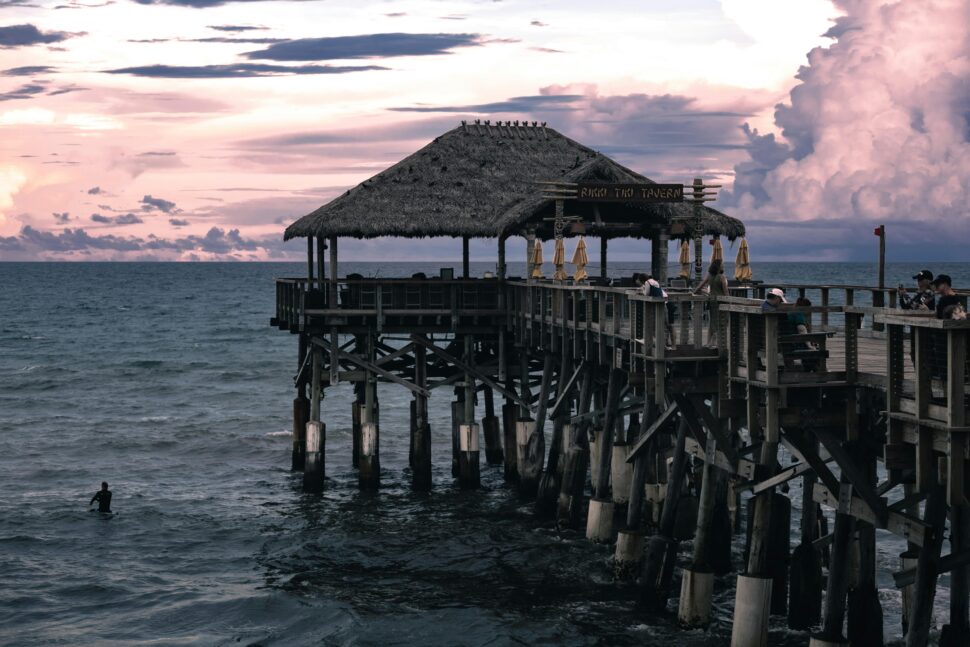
[640,413,689,609]
[292,334,309,471]
[558,363,593,527]
[306,237,314,285]
[789,438,823,630]
[537,349,572,515]
[813,488,855,646]
[906,483,948,647]
[358,335,379,489]
[526,230,536,281]
[303,347,324,493]
[587,368,623,541]
[943,501,970,646]
[600,237,608,280]
[458,335,480,489]
[521,354,554,497]
[678,428,719,627]
[502,377,519,482]
[497,237,506,280]
[412,344,431,491]
[462,236,470,279]
[328,235,338,307]
[316,235,325,291]
[482,386,503,465]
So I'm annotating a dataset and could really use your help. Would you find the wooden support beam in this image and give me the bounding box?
[815,427,887,526]
[411,334,530,410]
[893,547,970,589]
[781,433,840,498]
[626,400,678,462]
[687,394,739,466]
[549,363,584,419]
[312,337,429,397]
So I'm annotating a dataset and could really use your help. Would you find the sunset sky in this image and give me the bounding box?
[1,0,968,262]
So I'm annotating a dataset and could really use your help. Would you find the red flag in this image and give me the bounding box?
[873,227,882,236]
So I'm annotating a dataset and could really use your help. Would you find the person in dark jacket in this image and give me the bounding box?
[899,269,935,311]
[89,481,112,513]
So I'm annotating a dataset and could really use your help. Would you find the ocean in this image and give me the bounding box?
[2,261,969,646]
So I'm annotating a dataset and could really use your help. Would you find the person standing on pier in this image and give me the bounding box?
[89,481,112,513]
[898,269,935,312]
[692,260,729,347]
[932,274,961,319]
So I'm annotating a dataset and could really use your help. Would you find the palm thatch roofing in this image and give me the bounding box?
[283,122,744,242]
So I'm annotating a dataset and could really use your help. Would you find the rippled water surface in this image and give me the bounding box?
[3,261,969,646]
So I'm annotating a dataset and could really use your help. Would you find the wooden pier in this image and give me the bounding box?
[271,122,970,646]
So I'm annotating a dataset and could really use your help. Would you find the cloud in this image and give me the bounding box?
[52,211,71,223]
[183,37,286,44]
[1,65,55,76]
[140,194,177,213]
[169,218,189,227]
[390,93,583,113]
[245,33,483,61]
[385,12,406,18]
[0,83,46,101]
[104,62,387,78]
[1,224,272,258]
[90,213,110,223]
[87,186,101,194]
[721,0,970,233]
[530,20,547,27]
[115,213,143,224]
[208,24,267,32]
[109,151,185,178]
[0,24,77,48]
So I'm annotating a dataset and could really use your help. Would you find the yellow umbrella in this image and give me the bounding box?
[711,238,723,263]
[734,237,752,282]
[530,239,544,278]
[571,237,588,282]
[553,238,568,280]
[678,240,691,278]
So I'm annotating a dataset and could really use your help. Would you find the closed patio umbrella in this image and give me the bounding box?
[530,239,544,279]
[572,237,589,282]
[553,238,568,280]
[734,237,752,282]
[711,238,723,264]
[678,240,691,278]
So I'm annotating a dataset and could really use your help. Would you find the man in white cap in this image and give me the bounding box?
[762,288,787,312]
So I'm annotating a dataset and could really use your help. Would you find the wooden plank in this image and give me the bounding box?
[893,548,970,588]
[549,363,584,419]
[815,427,887,526]
[813,482,926,546]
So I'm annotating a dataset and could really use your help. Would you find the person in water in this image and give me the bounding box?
[89,481,112,512]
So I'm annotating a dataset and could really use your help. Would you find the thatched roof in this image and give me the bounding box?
[284,122,744,241]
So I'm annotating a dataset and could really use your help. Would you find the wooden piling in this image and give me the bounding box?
[640,413,688,609]
[905,483,948,647]
[482,386,503,465]
[537,349,572,515]
[520,353,553,497]
[678,431,719,627]
[412,344,432,491]
[789,440,823,630]
[358,337,380,490]
[458,336,481,489]
[587,367,624,542]
[942,501,970,646]
[291,393,308,471]
[557,364,593,527]
[303,347,325,493]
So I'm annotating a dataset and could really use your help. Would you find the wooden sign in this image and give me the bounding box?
[576,183,683,203]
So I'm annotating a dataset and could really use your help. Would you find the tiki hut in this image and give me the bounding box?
[284,121,744,281]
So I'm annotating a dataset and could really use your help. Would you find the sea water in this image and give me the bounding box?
[2,261,969,646]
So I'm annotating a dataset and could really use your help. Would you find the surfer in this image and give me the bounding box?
[89,481,112,513]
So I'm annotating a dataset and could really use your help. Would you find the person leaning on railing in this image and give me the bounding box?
[692,260,728,347]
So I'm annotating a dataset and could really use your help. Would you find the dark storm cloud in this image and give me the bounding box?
[245,33,482,61]
[104,62,387,78]
[115,213,143,225]
[52,212,71,224]
[1,65,55,76]
[169,218,189,227]
[0,82,46,101]
[90,213,110,223]
[0,0,39,7]
[140,195,177,213]
[0,24,77,48]
[208,24,267,32]
[4,225,267,256]
[390,94,582,113]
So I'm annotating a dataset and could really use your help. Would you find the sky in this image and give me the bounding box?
[0,0,967,262]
